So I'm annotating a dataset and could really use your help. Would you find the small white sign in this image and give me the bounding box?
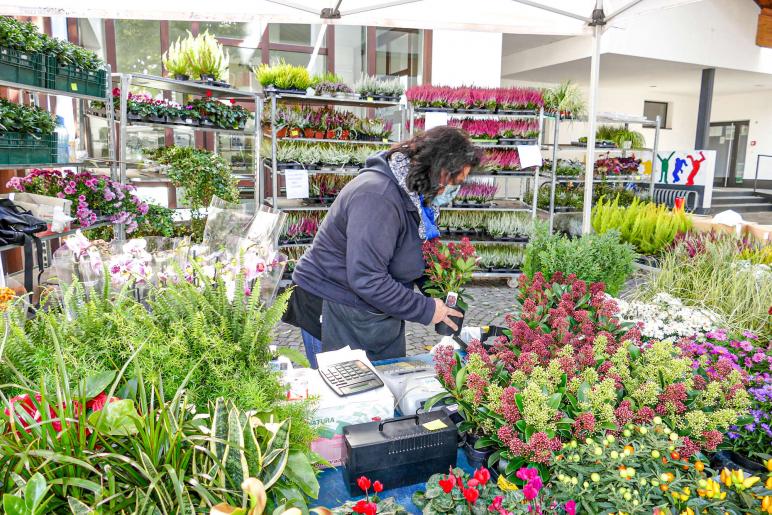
[424,111,448,131]
[285,169,310,199]
[517,144,543,169]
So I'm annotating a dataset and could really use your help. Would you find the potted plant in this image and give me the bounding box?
[421,238,476,336]
[162,34,194,81]
[256,59,312,95]
[186,30,230,86]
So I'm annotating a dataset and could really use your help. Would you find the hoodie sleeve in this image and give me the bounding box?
[344,191,436,325]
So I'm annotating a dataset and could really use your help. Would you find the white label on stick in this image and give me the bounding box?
[285,169,310,199]
[424,111,448,131]
[517,144,543,168]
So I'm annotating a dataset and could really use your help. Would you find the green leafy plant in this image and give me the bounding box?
[256,59,312,91]
[422,238,477,310]
[0,98,56,135]
[353,75,405,98]
[143,146,239,216]
[523,221,636,296]
[592,196,693,255]
[162,32,195,77]
[542,81,586,119]
[187,30,229,81]
[596,125,646,149]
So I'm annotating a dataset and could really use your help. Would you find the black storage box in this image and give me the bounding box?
[343,412,458,493]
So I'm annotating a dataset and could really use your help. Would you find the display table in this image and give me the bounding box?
[307,353,474,513]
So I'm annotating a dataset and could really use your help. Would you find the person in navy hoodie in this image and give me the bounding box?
[283,126,481,365]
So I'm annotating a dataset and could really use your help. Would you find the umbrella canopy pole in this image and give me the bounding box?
[582,21,603,234]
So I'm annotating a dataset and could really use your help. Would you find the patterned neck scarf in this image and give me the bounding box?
[388,152,439,240]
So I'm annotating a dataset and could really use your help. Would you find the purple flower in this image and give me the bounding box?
[740,340,754,352]
[743,330,758,339]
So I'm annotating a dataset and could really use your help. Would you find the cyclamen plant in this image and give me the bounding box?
[7,168,147,232]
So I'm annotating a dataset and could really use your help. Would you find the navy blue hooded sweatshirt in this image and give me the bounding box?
[292,151,435,326]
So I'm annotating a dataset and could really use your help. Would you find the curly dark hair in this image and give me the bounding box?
[386,126,481,202]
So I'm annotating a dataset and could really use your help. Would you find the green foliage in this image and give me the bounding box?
[542,81,586,118]
[475,244,525,270]
[143,146,239,215]
[596,124,646,149]
[86,203,176,241]
[0,98,56,135]
[523,221,636,296]
[0,275,316,451]
[353,75,405,97]
[0,16,103,70]
[592,196,693,255]
[256,59,312,91]
[634,235,772,340]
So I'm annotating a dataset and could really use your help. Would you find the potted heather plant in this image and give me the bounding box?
[454,181,498,208]
[422,237,477,336]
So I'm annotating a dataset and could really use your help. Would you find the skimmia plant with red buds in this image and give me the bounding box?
[422,238,477,310]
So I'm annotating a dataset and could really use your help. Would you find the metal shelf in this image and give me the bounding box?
[474,142,538,149]
[413,109,540,119]
[542,144,653,152]
[266,90,400,108]
[279,242,313,248]
[96,114,253,135]
[274,136,390,146]
[266,198,331,211]
[0,161,102,170]
[541,174,652,184]
[114,73,258,100]
[472,271,521,278]
[470,170,539,178]
[0,221,111,253]
[0,79,107,101]
[440,238,528,245]
[443,199,531,212]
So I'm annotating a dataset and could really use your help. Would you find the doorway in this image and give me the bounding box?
[708,120,749,187]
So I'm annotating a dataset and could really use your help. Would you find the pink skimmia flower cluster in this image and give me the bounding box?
[7,168,147,232]
[406,85,544,111]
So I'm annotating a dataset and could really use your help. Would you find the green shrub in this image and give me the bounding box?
[592,196,692,255]
[256,59,312,91]
[523,222,636,295]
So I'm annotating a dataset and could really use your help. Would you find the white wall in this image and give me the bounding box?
[710,90,772,182]
[432,30,502,87]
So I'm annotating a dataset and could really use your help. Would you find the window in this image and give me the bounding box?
[375,28,423,87]
[115,20,161,75]
[225,46,261,91]
[269,50,326,76]
[269,24,325,46]
[643,101,670,129]
[334,26,366,84]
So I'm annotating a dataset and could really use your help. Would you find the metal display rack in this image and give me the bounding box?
[262,89,404,258]
[406,105,548,281]
[110,73,262,210]
[0,65,117,280]
[540,113,662,233]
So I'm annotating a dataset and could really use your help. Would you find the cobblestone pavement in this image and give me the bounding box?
[272,279,519,357]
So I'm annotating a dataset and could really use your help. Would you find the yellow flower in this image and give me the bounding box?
[764,458,772,472]
[497,475,519,491]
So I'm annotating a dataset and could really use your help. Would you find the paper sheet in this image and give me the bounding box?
[517,144,543,168]
[424,111,449,131]
[285,169,310,199]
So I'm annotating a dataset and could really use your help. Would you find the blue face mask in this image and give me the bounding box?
[432,184,461,207]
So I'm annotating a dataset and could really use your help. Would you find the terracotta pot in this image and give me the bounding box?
[326,129,337,139]
[277,127,287,138]
[315,131,325,139]
[304,128,315,138]
[340,130,350,140]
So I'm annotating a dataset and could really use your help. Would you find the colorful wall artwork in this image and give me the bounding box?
[639,150,716,208]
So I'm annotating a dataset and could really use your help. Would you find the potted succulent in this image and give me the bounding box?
[421,238,477,336]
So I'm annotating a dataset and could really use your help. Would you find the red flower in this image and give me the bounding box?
[372,480,383,493]
[489,496,503,511]
[768,305,772,315]
[438,475,455,493]
[86,392,119,412]
[352,500,377,515]
[229,98,236,105]
[357,476,371,492]
[467,478,479,488]
[473,468,491,485]
[205,90,213,97]
[463,487,480,504]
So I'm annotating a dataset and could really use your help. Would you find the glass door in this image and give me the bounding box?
[708,121,749,187]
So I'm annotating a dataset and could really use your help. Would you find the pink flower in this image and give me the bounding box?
[523,483,539,501]
[564,500,576,515]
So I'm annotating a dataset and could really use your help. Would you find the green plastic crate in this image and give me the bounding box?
[0,132,57,166]
[0,47,45,88]
[45,55,107,97]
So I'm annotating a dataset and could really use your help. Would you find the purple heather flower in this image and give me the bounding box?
[744,423,756,431]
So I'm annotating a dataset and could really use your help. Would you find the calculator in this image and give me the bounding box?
[319,360,385,397]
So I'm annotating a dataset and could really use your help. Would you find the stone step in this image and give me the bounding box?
[707,202,772,214]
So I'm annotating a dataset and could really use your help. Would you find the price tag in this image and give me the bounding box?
[422,419,448,431]
[424,111,448,131]
[70,83,78,92]
[517,144,543,168]
[285,169,309,199]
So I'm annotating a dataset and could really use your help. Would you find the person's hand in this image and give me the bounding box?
[431,298,462,331]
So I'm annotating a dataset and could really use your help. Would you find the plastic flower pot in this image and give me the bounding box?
[173,74,189,81]
[277,127,288,138]
[148,115,166,124]
[326,129,337,139]
[200,118,215,128]
[463,433,495,470]
[199,73,214,83]
[340,130,350,140]
[315,131,325,139]
[435,305,465,337]
[304,128,315,138]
